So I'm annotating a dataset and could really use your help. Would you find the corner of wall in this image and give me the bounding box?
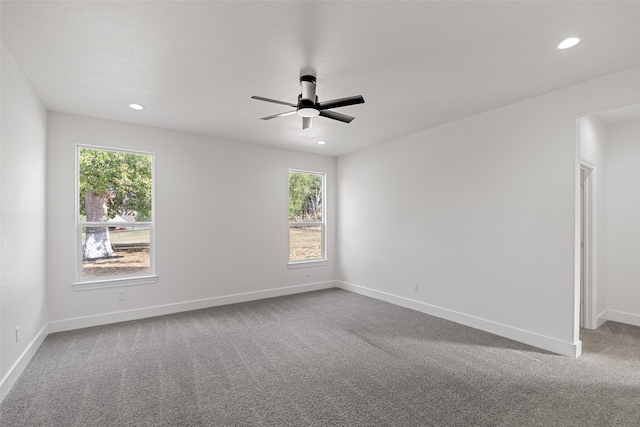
[0,324,48,402]
[1,43,49,403]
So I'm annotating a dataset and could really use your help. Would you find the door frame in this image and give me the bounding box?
[580,160,596,330]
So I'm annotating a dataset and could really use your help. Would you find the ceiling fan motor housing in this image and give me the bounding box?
[297,95,319,117]
[297,75,319,117]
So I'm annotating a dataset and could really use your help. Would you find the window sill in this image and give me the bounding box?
[287,260,328,269]
[72,275,158,291]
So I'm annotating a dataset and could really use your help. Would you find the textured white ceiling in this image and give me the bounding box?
[2,1,640,156]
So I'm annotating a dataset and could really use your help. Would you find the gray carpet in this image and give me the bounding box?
[1,288,639,426]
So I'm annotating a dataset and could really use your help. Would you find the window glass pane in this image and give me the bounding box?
[82,226,150,278]
[79,148,153,222]
[288,171,323,223]
[289,224,322,261]
[78,146,153,279]
[288,170,325,262]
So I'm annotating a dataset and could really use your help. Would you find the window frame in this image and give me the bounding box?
[73,144,157,290]
[287,169,327,268]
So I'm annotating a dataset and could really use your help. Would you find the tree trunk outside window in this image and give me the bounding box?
[82,191,117,260]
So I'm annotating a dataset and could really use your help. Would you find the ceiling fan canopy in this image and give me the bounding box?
[252,75,365,129]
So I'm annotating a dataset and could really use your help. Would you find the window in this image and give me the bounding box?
[289,170,326,266]
[75,145,156,288]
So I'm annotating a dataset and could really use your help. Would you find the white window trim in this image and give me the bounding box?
[74,144,157,289]
[287,260,328,269]
[288,169,327,267]
[72,275,158,291]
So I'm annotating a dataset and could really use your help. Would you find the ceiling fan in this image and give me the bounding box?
[251,75,365,129]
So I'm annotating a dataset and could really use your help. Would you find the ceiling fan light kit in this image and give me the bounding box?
[252,75,364,129]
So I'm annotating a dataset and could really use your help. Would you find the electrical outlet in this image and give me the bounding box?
[118,291,126,301]
[16,326,19,343]
[412,282,418,292]
[306,269,311,278]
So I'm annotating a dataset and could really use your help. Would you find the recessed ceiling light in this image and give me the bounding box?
[317,140,327,145]
[128,103,145,110]
[556,37,581,50]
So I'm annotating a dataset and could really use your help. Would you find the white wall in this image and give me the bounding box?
[46,113,336,330]
[337,66,640,357]
[579,115,608,322]
[0,44,48,399]
[606,117,640,325]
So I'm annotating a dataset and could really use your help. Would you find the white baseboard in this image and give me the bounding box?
[595,310,609,328]
[336,281,582,358]
[598,309,640,328]
[49,281,336,333]
[1,323,49,402]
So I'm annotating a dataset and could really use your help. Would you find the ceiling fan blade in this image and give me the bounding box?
[251,96,297,108]
[319,110,355,123]
[302,117,313,129]
[317,95,364,110]
[260,111,296,120]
